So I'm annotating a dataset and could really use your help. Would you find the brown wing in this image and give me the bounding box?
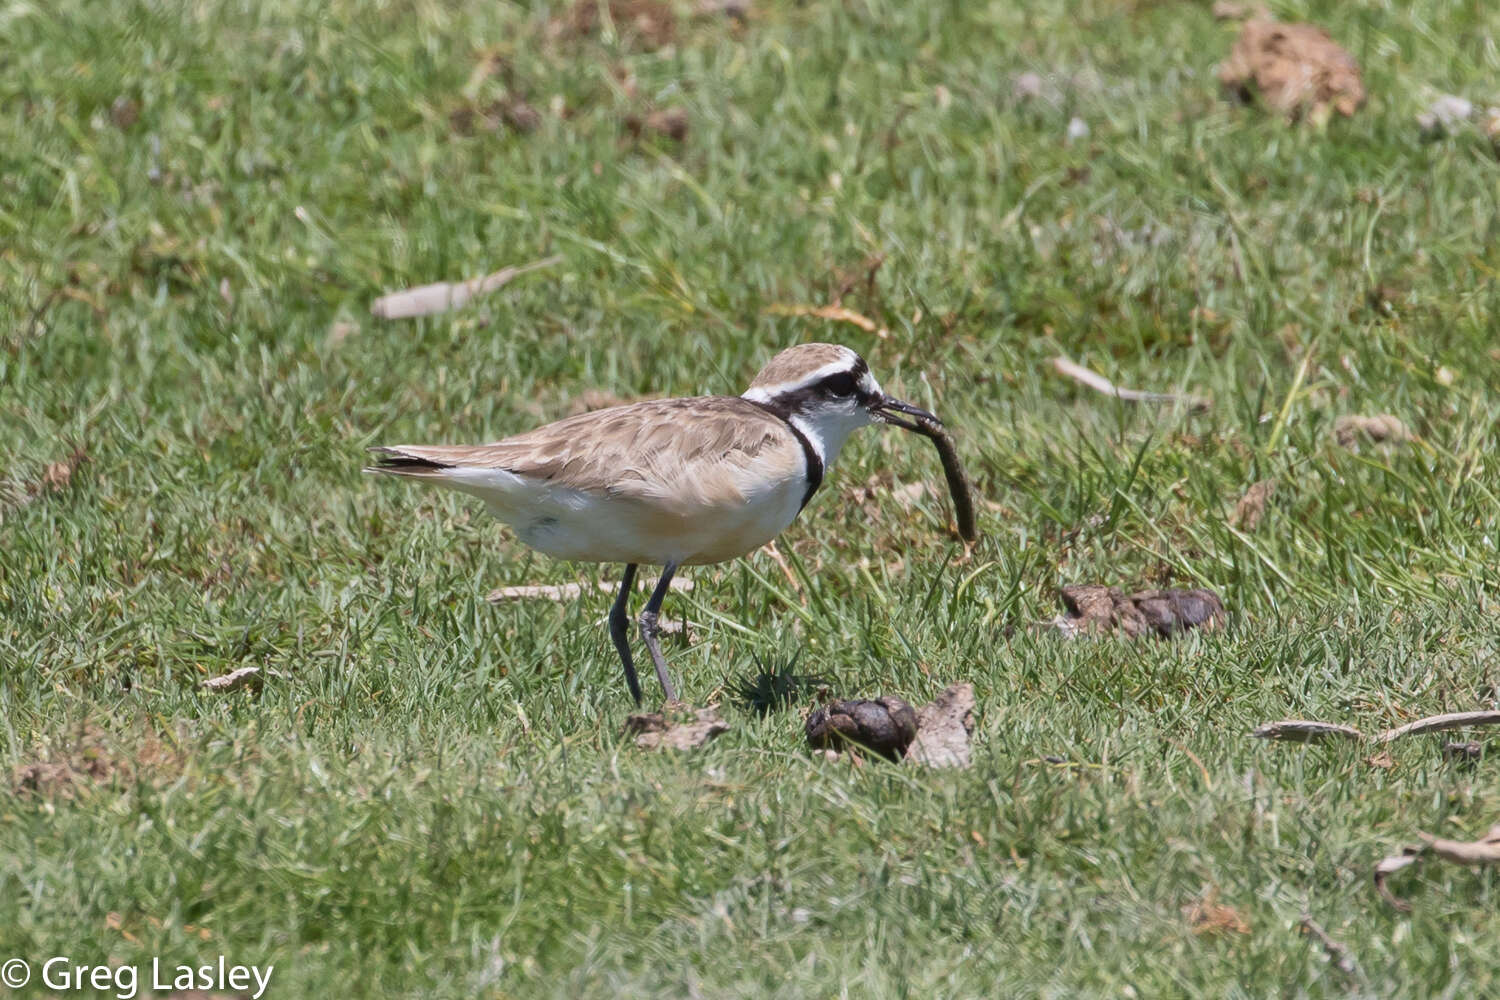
[373,397,804,509]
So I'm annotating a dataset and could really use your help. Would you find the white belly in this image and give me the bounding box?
[452,469,809,566]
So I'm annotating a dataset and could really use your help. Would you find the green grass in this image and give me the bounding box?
[4,0,1500,994]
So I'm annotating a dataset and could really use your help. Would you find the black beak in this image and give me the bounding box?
[874,395,940,431]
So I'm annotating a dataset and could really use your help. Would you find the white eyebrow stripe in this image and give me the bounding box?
[741,360,859,403]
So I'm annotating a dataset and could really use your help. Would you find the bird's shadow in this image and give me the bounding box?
[729,651,832,716]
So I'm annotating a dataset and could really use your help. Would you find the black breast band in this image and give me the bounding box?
[745,399,823,511]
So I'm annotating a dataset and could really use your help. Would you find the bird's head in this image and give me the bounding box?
[741,343,938,467]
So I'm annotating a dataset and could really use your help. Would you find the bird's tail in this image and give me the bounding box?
[363,446,461,479]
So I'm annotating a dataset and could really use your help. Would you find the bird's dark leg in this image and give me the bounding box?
[638,561,679,702]
[610,563,642,705]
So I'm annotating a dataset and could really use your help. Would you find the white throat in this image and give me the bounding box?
[782,407,873,471]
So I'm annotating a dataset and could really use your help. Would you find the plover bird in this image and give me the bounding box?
[367,343,943,705]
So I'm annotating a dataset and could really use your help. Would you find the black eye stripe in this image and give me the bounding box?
[819,372,858,397]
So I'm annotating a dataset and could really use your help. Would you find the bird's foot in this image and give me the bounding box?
[637,611,678,702]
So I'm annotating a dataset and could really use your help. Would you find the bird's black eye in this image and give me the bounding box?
[821,372,858,398]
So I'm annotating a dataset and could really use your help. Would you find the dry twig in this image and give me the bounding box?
[1251,720,1364,743]
[1051,356,1211,412]
[1373,850,1422,912]
[1299,915,1358,978]
[1253,710,1500,746]
[1374,823,1500,911]
[1372,711,1500,745]
[371,255,562,319]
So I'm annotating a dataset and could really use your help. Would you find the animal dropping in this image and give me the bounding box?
[805,696,918,761]
[1054,585,1226,639]
[368,344,971,704]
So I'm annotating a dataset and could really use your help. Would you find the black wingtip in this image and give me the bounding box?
[364,447,452,474]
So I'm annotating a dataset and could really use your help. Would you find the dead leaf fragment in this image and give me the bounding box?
[1333,414,1410,448]
[12,723,185,800]
[555,0,677,50]
[1183,891,1249,936]
[905,683,976,769]
[765,303,880,333]
[202,666,266,693]
[1231,478,1275,531]
[1217,19,1365,122]
[1,447,89,522]
[371,255,561,319]
[38,448,88,493]
[450,97,543,136]
[628,706,728,750]
[625,107,689,142]
[1212,0,1269,20]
